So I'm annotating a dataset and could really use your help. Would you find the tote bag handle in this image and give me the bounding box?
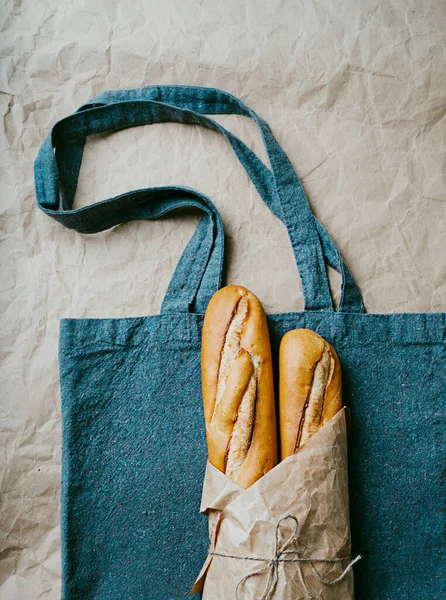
[34,85,364,314]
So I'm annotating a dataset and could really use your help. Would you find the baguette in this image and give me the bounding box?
[279,329,342,459]
[201,285,277,488]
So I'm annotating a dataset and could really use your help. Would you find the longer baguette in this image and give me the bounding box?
[279,329,342,459]
[201,285,277,489]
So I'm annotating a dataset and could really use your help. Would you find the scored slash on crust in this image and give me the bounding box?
[203,285,277,489]
[279,328,342,461]
[212,294,260,482]
[294,343,336,451]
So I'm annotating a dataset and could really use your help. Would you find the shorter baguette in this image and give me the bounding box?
[279,329,342,459]
[201,285,277,488]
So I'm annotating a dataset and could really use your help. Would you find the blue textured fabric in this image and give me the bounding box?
[34,85,445,600]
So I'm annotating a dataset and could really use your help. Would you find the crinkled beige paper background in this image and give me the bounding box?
[0,1,445,598]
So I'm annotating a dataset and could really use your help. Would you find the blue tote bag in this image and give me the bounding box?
[34,85,445,600]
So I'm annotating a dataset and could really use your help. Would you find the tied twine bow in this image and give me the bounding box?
[209,515,362,600]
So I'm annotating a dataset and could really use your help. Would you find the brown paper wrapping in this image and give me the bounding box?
[191,409,355,600]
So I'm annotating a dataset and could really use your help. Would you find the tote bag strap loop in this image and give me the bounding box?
[36,131,224,313]
[90,85,364,313]
[78,89,364,313]
[81,86,365,313]
[34,85,365,314]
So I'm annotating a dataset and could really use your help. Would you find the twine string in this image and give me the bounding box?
[208,514,361,600]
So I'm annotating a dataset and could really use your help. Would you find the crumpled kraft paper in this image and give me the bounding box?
[191,409,354,600]
[2,2,445,598]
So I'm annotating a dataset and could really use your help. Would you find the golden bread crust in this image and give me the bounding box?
[279,329,342,459]
[202,285,277,488]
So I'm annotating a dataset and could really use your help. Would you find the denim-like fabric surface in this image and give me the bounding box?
[35,85,446,600]
[59,311,445,600]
